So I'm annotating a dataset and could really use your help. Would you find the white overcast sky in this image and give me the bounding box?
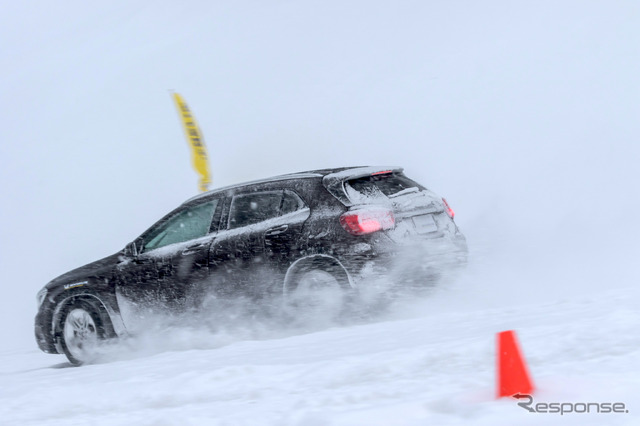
[1,1,638,348]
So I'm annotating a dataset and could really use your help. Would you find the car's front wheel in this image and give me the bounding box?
[57,298,112,365]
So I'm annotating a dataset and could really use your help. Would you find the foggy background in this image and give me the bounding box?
[1,0,638,350]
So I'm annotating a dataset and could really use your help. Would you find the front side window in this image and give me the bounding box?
[142,200,218,252]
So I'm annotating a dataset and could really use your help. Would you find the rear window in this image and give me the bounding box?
[281,191,304,215]
[227,190,306,229]
[228,192,282,229]
[346,173,424,199]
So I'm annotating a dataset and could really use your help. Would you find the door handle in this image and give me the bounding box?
[182,243,208,256]
[133,256,153,264]
[265,224,288,236]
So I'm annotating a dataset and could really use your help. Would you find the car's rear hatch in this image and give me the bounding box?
[323,167,456,240]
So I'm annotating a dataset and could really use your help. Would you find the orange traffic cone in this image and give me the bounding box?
[496,330,535,398]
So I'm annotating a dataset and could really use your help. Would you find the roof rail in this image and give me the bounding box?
[182,172,324,204]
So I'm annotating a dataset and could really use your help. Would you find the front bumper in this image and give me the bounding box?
[34,308,58,354]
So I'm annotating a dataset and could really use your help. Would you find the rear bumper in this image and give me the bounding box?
[340,234,468,288]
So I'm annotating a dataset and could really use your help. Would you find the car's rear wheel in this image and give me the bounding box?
[57,298,112,365]
[286,269,347,326]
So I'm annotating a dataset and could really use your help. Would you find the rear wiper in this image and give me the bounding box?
[388,187,420,198]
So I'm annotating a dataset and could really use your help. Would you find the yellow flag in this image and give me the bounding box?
[172,92,211,192]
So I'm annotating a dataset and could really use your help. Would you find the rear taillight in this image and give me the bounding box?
[442,198,455,219]
[339,207,395,235]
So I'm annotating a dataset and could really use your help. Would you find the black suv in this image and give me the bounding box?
[35,166,467,364]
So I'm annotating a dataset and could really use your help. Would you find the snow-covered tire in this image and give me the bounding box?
[285,269,349,326]
[57,298,113,366]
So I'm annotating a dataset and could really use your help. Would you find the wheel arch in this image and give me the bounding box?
[283,254,355,295]
[51,292,124,351]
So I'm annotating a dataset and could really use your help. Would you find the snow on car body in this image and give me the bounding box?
[34,166,467,364]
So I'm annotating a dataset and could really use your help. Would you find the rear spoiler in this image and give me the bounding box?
[323,166,403,206]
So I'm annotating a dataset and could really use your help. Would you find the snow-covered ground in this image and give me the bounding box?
[2,237,639,425]
[1,0,639,425]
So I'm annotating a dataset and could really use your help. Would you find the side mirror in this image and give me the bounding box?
[123,241,138,258]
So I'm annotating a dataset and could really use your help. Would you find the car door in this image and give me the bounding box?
[209,189,310,299]
[263,190,310,273]
[152,198,223,310]
[209,190,282,298]
[115,199,219,328]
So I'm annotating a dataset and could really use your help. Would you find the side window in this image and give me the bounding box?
[228,192,282,229]
[281,190,305,215]
[142,200,218,252]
